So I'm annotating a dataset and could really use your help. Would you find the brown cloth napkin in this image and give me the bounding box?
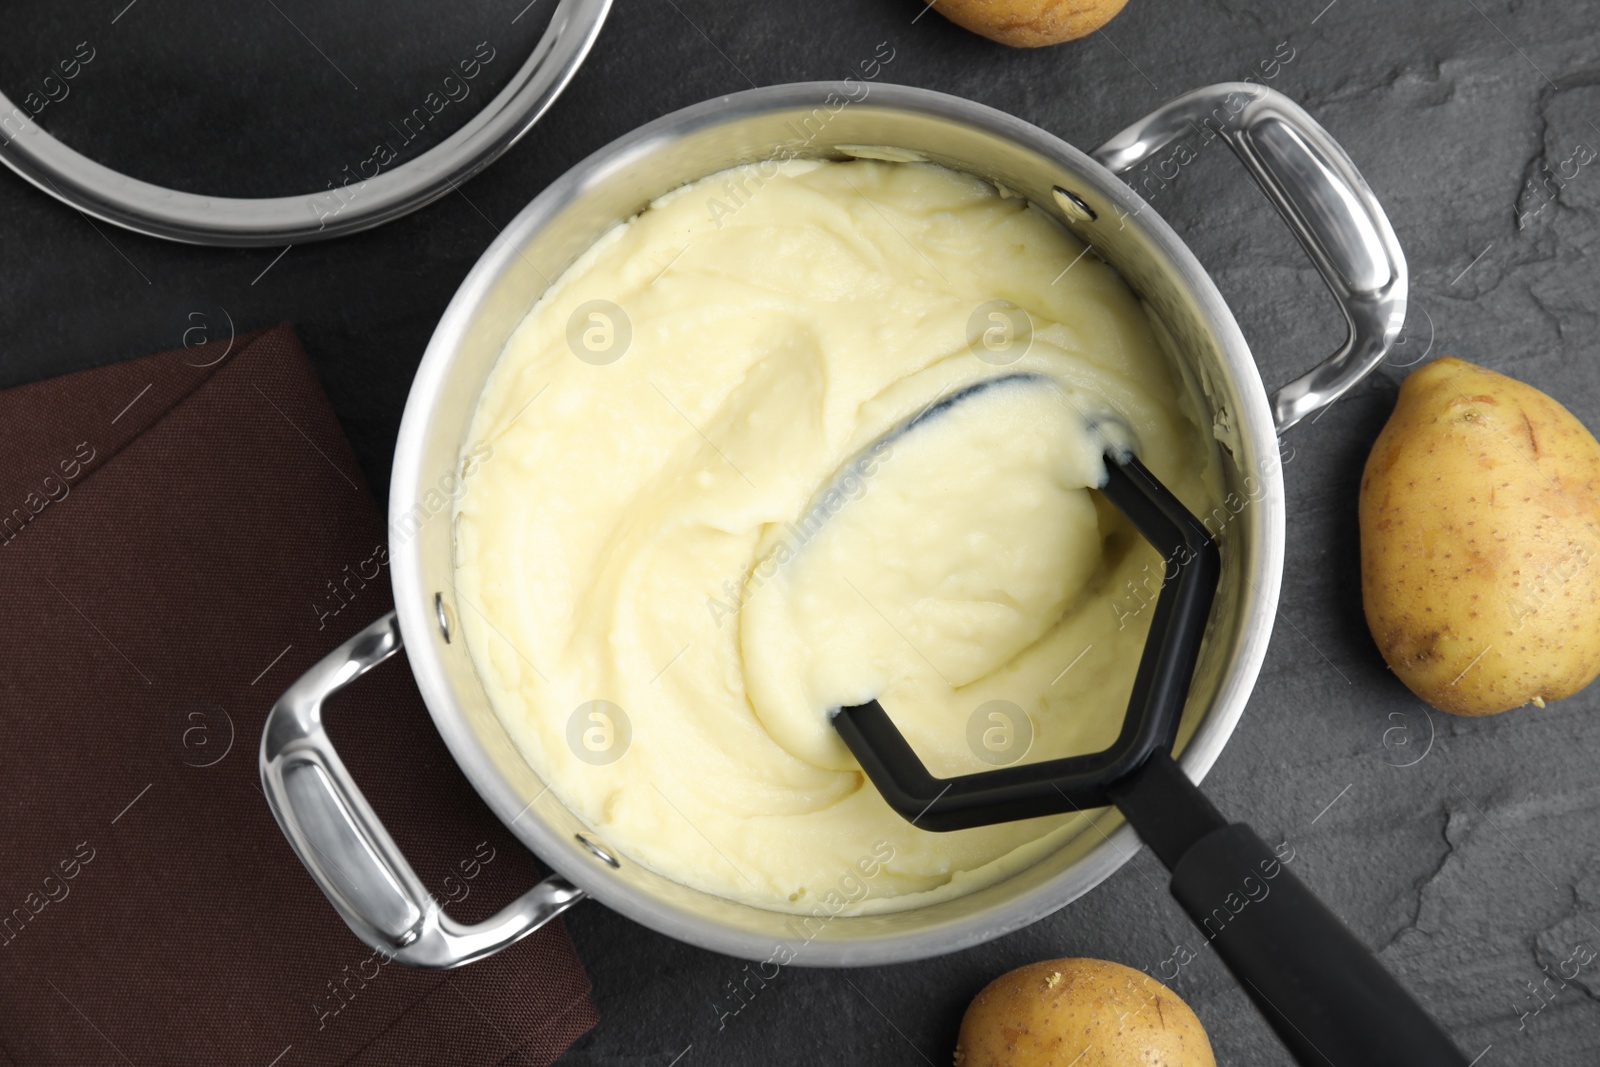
[0,324,596,1066]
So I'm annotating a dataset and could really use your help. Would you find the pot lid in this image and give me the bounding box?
[0,0,609,247]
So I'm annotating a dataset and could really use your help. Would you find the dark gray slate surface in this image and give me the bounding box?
[3,0,1597,1063]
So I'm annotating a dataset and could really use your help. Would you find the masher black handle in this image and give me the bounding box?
[1113,754,1468,1067]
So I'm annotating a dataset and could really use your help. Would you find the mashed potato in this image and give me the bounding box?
[452,158,1218,912]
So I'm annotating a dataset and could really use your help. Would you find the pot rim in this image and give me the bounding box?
[389,80,1285,965]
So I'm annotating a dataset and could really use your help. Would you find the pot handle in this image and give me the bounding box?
[260,611,585,969]
[1093,82,1408,433]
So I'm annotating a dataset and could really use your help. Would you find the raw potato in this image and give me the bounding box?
[955,958,1215,1066]
[926,0,1130,48]
[1360,357,1600,715]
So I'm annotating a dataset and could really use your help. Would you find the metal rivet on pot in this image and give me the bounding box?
[576,834,621,868]
[435,592,454,643]
[1052,187,1097,223]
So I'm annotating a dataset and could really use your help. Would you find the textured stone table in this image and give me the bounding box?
[4,0,1597,1063]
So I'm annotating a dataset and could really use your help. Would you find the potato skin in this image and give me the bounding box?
[955,957,1214,1066]
[927,0,1130,48]
[1360,357,1600,715]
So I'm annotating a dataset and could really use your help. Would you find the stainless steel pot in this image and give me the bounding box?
[261,81,1405,968]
